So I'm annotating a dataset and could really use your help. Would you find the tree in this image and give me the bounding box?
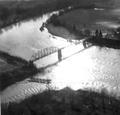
[84,29,91,36]
[113,27,120,40]
[95,29,99,38]
[73,24,77,32]
[0,6,10,21]
[99,30,103,38]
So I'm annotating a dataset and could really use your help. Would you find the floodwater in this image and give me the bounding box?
[42,46,120,94]
[0,12,68,61]
[0,15,51,60]
[0,8,120,60]
[1,8,120,103]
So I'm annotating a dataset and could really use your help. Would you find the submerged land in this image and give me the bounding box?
[1,0,120,115]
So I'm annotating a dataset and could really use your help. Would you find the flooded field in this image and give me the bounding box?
[38,46,120,92]
[1,45,120,103]
[0,12,68,61]
[1,8,120,104]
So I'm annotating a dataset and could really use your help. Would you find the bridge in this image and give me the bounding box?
[30,46,60,62]
[30,39,92,68]
[30,40,83,62]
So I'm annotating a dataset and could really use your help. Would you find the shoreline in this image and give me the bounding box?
[45,8,120,49]
[2,88,120,115]
[0,51,40,91]
[1,2,120,115]
[83,36,120,49]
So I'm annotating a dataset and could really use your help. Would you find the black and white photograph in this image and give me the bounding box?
[0,0,120,115]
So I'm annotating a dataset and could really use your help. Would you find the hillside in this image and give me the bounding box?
[0,0,120,28]
[0,51,38,91]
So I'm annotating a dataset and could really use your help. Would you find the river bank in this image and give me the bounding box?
[0,5,72,91]
[2,88,120,115]
[1,1,120,115]
[0,51,39,91]
[83,36,120,49]
[45,7,120,49]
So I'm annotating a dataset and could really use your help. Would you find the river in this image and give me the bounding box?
[0,11,68,61]
[1,8,120,104]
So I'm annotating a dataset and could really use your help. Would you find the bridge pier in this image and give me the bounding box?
[58,49,62,62]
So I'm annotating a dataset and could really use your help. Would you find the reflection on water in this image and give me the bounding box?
[0,11,70,61]
[1,9,120,104]
[0,13,57,60]
[0,10,119,64]
[0,9,120,60]
[40,46,120,96]
[1,46,120,104]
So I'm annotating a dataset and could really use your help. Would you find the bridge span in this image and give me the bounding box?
[30,39,92,68]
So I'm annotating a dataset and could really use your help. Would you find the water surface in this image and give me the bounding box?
[0,13,67,60]
[1,8,120,103]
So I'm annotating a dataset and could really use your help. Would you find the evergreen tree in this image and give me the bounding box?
[95,29,99,38]
[73,24,77,32]
[113,27,120,40]
[99,30,103,38]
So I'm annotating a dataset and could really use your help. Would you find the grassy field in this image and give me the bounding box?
[2,88,120,115]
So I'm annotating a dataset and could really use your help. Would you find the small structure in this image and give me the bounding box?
[58,49,62,62]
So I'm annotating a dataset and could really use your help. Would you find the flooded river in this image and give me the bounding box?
[0,12,67,61]
[1,8,120,103]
